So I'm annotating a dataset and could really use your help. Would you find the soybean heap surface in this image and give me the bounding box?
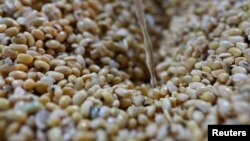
[0,0,250,141]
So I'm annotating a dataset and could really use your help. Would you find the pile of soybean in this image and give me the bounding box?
[0,0,250,141]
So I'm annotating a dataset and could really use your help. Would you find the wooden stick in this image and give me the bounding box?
[134,0,157,87]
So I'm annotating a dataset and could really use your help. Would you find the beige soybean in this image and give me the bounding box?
[217,72,229,83]
[23,79,35,91]
[23,32,35,46]
[11,34,27,44]
[72,90,87,106]
[128,118,137,129]
[45,40,60,49]
[5,27,19,37]
[47,127,62,141]
[244,48,250,61]
[115,88,131,98]
[235,57,245,65]
[56,31,67,42]
[102,91,114,104]
[2,47,18,59]
[6,110,27,122]
[80,100,93,118]
[9,44,28,53]
[46,71,64,81]
[11,80,24,88]
[9,71,27,80]
[0,24,7,32]
[62,86,76,97]
[228,47,242,57]
[231,66,247,74]
[146,123,158,138]
[199,91,216,103]
[34,60,50,71]
[5,122,20,137]
[54,66,72,75]
[119,98,132,109]
[138,114,149,125]
[43,26,58,37]
[59,95,71,108]
[15,64,28,72]
[35,82,48,94]
[66,105,80,115]
[226,28,243,36]
[35,40,44,48]
[31,29,45,40]
[0,98,10,110]
[16,54,33,65]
